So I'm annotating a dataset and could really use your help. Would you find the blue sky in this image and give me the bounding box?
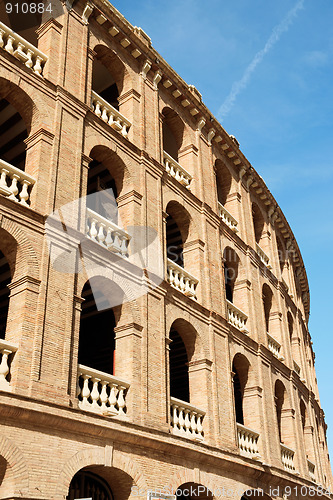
[109,0,333,459]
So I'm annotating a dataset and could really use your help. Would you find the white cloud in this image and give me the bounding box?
[217,0,305,121]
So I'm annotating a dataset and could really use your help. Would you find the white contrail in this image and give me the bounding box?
[217,0,304,121]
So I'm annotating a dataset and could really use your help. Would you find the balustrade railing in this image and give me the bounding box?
[226,300,248,333]
[307,459,316,482]
[267,333,284,360]
[163,151,192,189]
[0,159,36,206]
[0,21,47,75]
[91,91,131,137]
[77,364,130,416]
[170,397,205,441]
[218,202,238,232]
[281,443,296,472]
[167,259,198,298]
[256,243,271,269]
[0,339,18,391]
[86,207,131,256]
[237,423,261,460]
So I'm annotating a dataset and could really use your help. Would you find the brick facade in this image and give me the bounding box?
[0,1,331,499]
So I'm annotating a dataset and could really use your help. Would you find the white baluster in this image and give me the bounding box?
[101,106,108,122]
[90,377,101,409]
[0,349,11,387]
[8,174,19,201]
[172,404,179,429]
[191,412,197,435]
[184,409,191,435]
[19,179,30,206]
[100,381,109,412]
[105,227,114,249]
[80,374,91,408]
[178,407,185,433]
[0,29,5,48]
[5,35,14,54]
[165,159,170,173]
[121,123,128,137]
[25,49,33,69]
[94,101,102,117]
[118,386,126,415]
[33,55,43,75]
[197,414,203,439]
[108,384,118,412]
[0,168,9,193]
[108,112,114,126]
[90,218,98,240]
[97,222,106,245]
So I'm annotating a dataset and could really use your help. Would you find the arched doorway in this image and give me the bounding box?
[67,470,113,500]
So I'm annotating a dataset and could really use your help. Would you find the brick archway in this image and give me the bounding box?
[0,435,30,496]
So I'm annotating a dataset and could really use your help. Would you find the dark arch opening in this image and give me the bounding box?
[169,328,189,402]
[166,214,184,267]
[78,280,116,375]
[92,46,127,111]
[215,160,232,206]
[162,107,185,161]
[232,354,250,426]
[300,399,306,432]
[87,158,118,223]
[67,470,114,500]
[287,311,294,340]
[276,236,285,273]
[176,483,213,500]
[252,202,264,243]
[0,98,28,171]
[275,380,285,443]
[262,284,273,333]
[0,250,11,340]
[223,247,240,303]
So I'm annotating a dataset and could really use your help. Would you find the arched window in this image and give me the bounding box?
[67,470,113,500]
[176,483,213,500]
[262,284,273,333]
[0,250,11,340]
[169,328,189,402]
[78,279,116,375]
[162,107,185,161]
[223,247,240,303]
[252,202,264,244]
[275,380,285,443]
[300,399,306,433]
[166,214,183,267]
[232,354,250,426]
[215,160,232,206]
[0,98,28,171]
[92,45,129,112]
[287,311,294,341]
[87,158,118,223]
[276,236,285,274]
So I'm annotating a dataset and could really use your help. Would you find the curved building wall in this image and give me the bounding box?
[0,1,331,499]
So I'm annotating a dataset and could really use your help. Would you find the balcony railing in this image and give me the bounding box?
[226,300,248,333]
[0,339,18,391]
[86,207,131,256]
[267,333,284,360]
[237,423,261,460]
[256,243,271,269]
[91,91,131,138]
[163,151,192,189]
[307,459,316,482]
[0,21,47,75]
[167,259,198,298]
[218,202,238,232]
[77,364,130,416]
[0,159,36,206]
[170,397,205,441]
[281,443,295,472]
